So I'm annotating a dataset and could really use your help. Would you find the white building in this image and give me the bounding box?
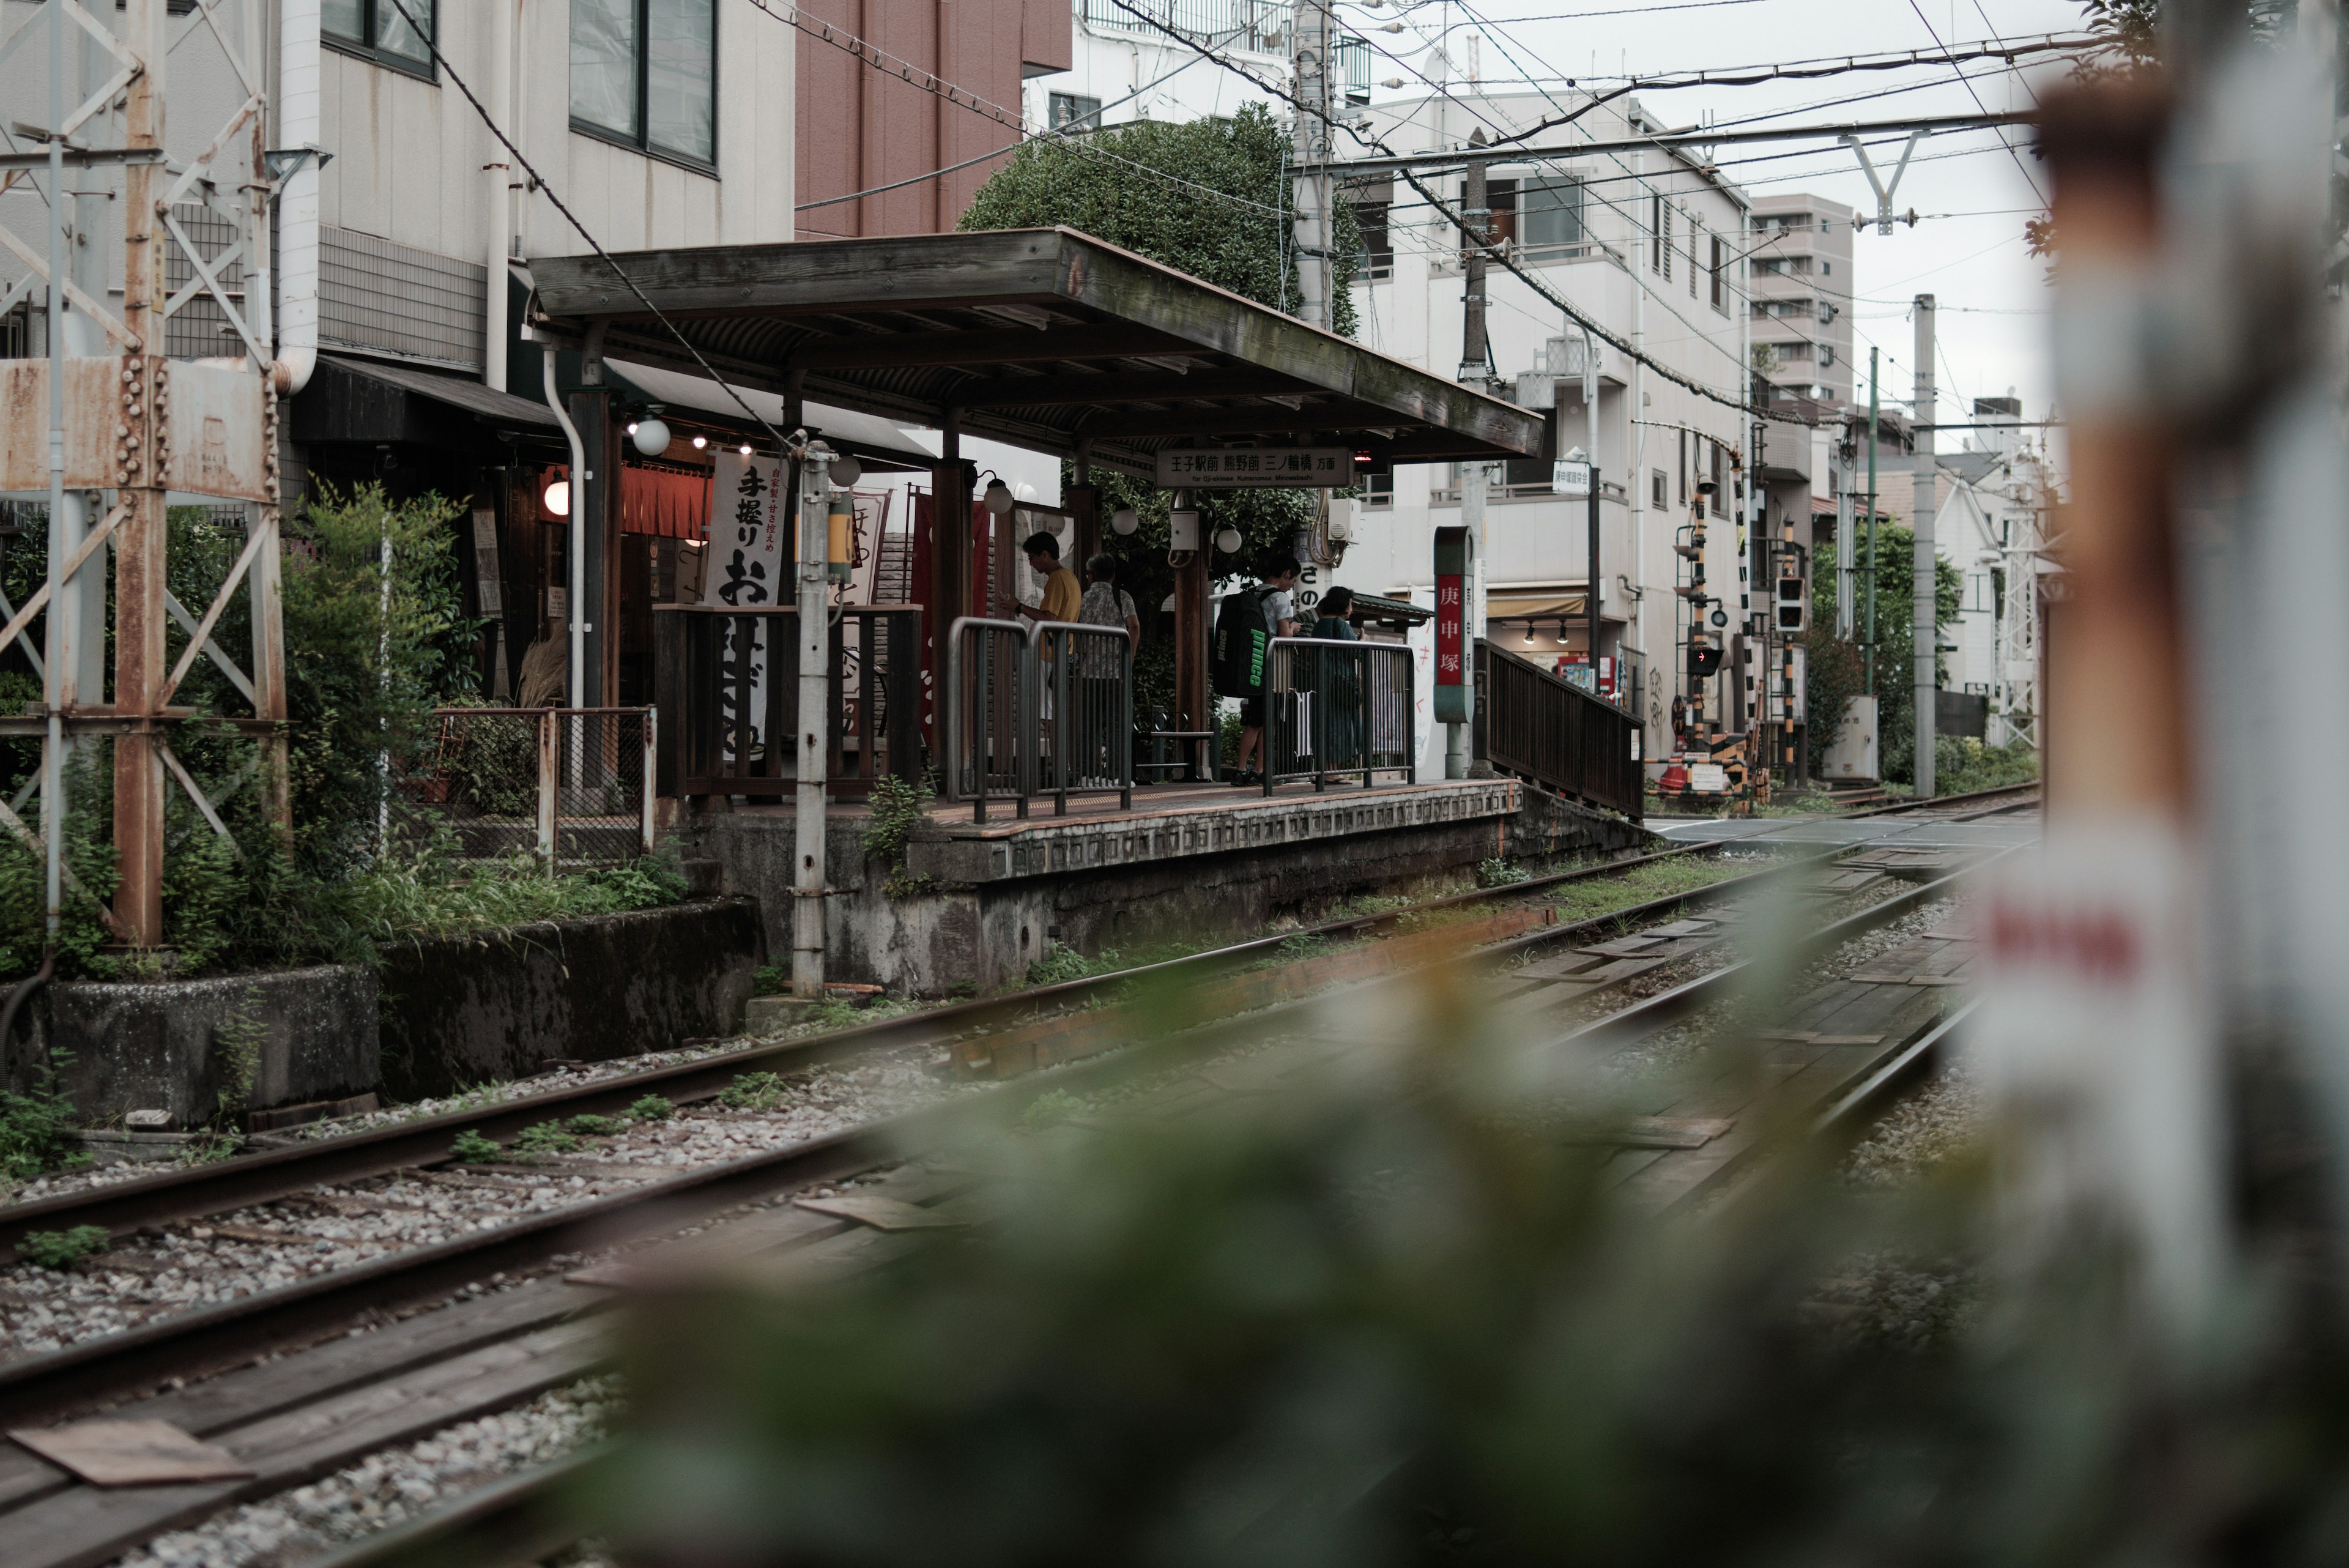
[1928,395,2053,749]
[1340,89,1752,760]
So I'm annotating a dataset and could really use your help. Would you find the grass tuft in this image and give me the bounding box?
[21,1225,109,1270]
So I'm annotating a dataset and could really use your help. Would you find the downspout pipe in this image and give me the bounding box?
[542,342,588,709]
[482,0,514,392]
[273,0,321,395]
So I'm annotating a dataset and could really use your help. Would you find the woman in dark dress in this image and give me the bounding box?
[1310,587,1361,768]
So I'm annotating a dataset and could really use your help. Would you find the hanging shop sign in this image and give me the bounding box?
[1553,459,1593,497]
[703,451,790,759]
[1156,447,1351,488]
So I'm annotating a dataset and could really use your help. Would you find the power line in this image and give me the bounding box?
[1907,0,2047,204]
[1100,0,1760,418]
[1312,109,2029,174]
[745,0,1283,217]
[376,0,788,449]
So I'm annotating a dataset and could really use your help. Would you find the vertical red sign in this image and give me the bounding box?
[1435,573,1464,687]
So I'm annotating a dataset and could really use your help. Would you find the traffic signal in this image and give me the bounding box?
[1775,573,1807,632]
[1689,643,1724,678]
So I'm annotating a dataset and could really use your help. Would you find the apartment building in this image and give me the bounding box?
[1018,0,1359,138]
[1748,192,1858,406]
[1340,89,1751,762]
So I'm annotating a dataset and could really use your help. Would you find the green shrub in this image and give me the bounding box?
[450,1129,502,1162]
[568,1114,626,1137]
[21,1225,109,1270]
[1934,734,2039,795]
[628,1094,674,1123]
[1019,1088,1086,1131]
[751,964,790,998]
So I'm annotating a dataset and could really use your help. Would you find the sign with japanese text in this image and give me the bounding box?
[1433,525,1474,724]
[1156,447,1350,488]
[703,452,790,759]
[1553,459,1592,497]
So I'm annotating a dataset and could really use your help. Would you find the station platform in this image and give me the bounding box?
[678,775,1648,997]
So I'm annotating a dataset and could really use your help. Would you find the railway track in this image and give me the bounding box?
[280,836,2006,1568]
[0,793,2032,1567]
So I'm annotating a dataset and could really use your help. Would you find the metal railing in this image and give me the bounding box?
[1260,637,1417,794]
[945,617,1135,820]
[403,707,655,868]
[1474,639,1644,818]
[653,605,923,800]
[1080,0,1290,49]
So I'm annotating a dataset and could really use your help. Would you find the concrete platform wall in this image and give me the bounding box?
[689,782,1650,998]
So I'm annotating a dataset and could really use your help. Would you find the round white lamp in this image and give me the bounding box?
[542,479,570,518]
[631,410,672,458]
[1214,526,1243,554]
[982,478,1017,516]
[829,453,863,488]
[1110,506,1140,536]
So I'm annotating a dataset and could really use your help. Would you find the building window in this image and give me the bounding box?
[1361,469,1393,507]
[1048,92,1102,131]
[1345,177,1393,279]
[571,0,717,168]
[1687,217,1699,297]
[1661,203,1674,282]
[1710,235,1725,311]
[1649,193,1663,273]
[1820,346,1836,368]
[323,0,434,76]
[1518,177,1584,250]
[1651,468,1667,508]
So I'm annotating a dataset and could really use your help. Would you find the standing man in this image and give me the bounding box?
[1230,551,1302,784]
[1001,531,1083,629]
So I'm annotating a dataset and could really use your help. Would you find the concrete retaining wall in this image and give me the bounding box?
[9,966,381,1128]
[688,781,1648,1000]
[376,897,765,1100]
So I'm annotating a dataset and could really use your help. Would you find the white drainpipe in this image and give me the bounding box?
[274,0,321,395]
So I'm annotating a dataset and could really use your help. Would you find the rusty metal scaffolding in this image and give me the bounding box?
[0,0,287,951]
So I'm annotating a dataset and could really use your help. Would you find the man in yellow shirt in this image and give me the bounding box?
[1001,531,1083,629]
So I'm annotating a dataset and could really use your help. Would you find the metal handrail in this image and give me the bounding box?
[1260,636,1417,795]
[1029,619,1135,816]
[944,617,1137,820]
[944,616,1030,820]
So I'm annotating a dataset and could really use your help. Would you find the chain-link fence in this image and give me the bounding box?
[399,707,655,869]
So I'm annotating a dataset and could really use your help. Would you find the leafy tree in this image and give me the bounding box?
[1802,523,1961,787]
[961,107,1366,716]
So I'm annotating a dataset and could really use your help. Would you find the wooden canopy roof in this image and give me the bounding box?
[526,229,1545,479]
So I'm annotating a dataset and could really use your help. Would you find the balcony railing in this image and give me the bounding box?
[653,605,924,801]
[1079,0,1290,50]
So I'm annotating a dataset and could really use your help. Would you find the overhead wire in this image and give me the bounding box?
[376,0,790,449]
[1099,0,1762,416]
[1906,0,2047,203]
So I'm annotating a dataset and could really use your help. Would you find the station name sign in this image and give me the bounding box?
[1156,447,1351,488]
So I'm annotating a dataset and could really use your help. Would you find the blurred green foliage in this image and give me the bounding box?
[1803,526,1961,786]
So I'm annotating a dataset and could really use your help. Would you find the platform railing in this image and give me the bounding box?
[1260,637,1417,794]
[944,617,1031,820]
[1474,638,1644,818]
[402,707,654,868]
[944,617,1135,820]
[653,605,923,800]
[1033,620,1135,816]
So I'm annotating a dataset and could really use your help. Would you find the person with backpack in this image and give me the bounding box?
[1222,552,1301,785]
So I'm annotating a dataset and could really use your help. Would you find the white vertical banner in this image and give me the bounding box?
[704,452,790,758]
[1971,822,2228,1321]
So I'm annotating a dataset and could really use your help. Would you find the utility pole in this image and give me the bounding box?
[1865,346,1879,694]
[1586,327,1601,694]
[116,0,169,945]
[1458,132,1493,742]
[792,436,837,998]
[1835,425,1856,639]
[1911,294,1937,798]
[1291,0,1335,329]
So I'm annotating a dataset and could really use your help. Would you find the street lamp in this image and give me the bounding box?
[1110,506,1140,536]
[541,478,570,517]
[630,406,671,458]
[981,474,1017,516]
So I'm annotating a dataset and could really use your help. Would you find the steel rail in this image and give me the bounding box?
[272,850,2015,1568]
[0,833,1953,1424]
[0,836,1750,1262]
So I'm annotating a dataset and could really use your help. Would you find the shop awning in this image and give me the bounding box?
[527,228,1545,479]
[291,354,562,445]
[605,359,941,473]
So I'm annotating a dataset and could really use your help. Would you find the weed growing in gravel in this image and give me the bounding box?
[21,1225,108,1270]
[0,1050,89,1180]
[1020,1089,1086,1130]
[718,1072,786,1110]
[210,987,266,1127]
[1546,854,1747,924]
[1476,857,1531,888]
[1026,942,1123,987]
[751,964,789,998]
[514,1121,585,1155]
[566,1114,627,1137]
[628,1095,674,1123]
[450,1129,502,1162]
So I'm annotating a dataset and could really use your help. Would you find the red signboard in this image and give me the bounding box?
[1434,573,1464,686]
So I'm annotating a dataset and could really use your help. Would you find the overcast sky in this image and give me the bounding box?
[1346,0,2087,445]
